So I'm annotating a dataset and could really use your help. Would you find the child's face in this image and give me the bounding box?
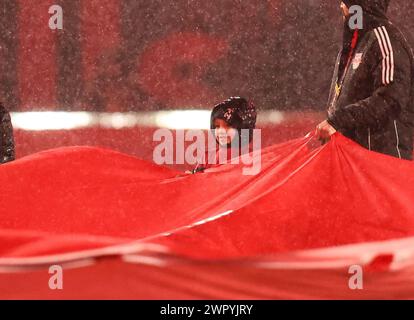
[213,118,237,146]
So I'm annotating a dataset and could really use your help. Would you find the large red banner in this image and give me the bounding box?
[1,133,414,298]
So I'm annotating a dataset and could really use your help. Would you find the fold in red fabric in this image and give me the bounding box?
[0,133,414,262]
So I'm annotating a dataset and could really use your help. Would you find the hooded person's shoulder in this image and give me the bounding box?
[386,23,414,56]
[345,0,412,61]
[372,22,414,65]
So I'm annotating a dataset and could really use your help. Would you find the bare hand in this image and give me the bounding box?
[316,120,337,144]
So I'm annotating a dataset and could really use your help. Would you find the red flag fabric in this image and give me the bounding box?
[1,133,414,299]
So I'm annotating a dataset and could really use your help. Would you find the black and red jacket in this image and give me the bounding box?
[327,0,414,160]
[0,103,15,164]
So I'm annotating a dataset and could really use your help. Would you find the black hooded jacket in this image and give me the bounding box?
[0,103,15,163]
[327,0,414,160]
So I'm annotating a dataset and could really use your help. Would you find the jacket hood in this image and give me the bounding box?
[340,0,391,51]
[342,0,390,20]
[342,0,391,34]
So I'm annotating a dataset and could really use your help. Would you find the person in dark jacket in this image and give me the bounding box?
[316,0,414,160]
[0,102,15,163]
[190,97,257,173]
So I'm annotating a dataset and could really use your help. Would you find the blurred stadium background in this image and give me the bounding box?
[0,0,413,167]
